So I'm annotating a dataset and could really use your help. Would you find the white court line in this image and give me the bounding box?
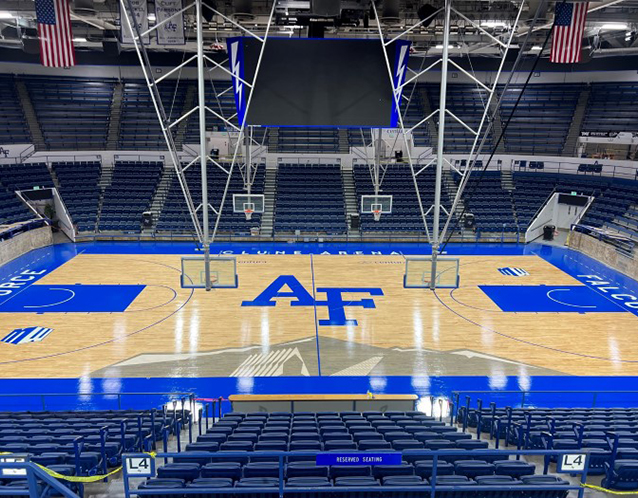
[24,288,76,309]
[546,288,596,309]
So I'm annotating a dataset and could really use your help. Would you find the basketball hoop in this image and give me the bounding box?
[244,209,254,221]
[373,209,381,222]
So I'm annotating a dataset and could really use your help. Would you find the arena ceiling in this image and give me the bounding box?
[0,0,637,59]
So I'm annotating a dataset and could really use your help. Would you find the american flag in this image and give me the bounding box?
[550,2,589,63]
[35,0,76,67]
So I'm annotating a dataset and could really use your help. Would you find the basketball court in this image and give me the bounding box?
[1,241,637,382]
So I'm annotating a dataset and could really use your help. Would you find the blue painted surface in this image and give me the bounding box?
[2,376,638,412]
[480,285,626,313]
[0,240,637,410]
[0,284,145,313]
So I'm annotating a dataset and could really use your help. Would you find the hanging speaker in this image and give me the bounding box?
[382,0,399,20]
[21,27,39,55]
[202,1,216,22]
[308,22,325,38]
[233,0,252,16]
[102,39,121,57]
[417,3,437,26]
[311,0,341,17]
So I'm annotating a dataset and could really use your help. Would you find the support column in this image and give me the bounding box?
[196,0,211,290]
[430,0,451,290]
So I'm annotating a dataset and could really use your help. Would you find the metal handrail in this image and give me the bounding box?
[0,391,196,411]
[0,461,81,498]
[123,449,590,498]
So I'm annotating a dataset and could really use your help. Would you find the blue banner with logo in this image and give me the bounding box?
[316,453,402,466]
[390,40,411,127]
[227,37,247,126]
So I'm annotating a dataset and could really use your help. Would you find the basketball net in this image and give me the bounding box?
[244,209,254,221]
[373,210,381,221]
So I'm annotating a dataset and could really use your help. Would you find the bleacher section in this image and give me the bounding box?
[52,160,102,232]
[0,409,179,483]
[500,84,583,156]
[0,186,32,225]
[277,129,340,154]
[0,76,30,144]
[274,164,346,233]
[425,84,494,154]
[353,163,451,232]
[0,162,54,191]
[1,76,638,155]
[512,171,636,233]
[583,83,638,134]
[25,77,115,150]
[118,81,187,150]
[184,81,235,143]
[456,171,518,233]
[398,84,432,148]
[157,163,265,233]
[136,410,574,496]
[98,161,163,232]
[461,405,638,487]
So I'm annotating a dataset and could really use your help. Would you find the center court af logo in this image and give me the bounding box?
[1,327,53,345]
[241,275,383,327]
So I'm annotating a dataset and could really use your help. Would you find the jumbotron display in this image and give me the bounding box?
[227,37,411,128]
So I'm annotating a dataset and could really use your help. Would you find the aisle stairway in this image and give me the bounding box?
[341,166,359,235]
[15,80,45,151]
[260,167,278,236]
[106,82,124,150]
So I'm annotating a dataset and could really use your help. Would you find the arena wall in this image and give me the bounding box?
[0,226,53,267]
[568,230,638,281]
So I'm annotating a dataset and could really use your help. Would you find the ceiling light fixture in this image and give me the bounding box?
[147,13,156,21]
[601,23,627,30]
[0,11,14,19]
[481,21,506,28]
[73,36,87,42]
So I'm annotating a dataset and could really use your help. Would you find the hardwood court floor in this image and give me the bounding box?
[1,243,637,379]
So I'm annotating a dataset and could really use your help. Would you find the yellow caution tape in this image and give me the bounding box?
[581,483,638,495]
[36,463,123,483]
[1,450,158,483]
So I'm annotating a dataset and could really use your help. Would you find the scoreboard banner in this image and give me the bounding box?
[227,37,247,126]
[390,40,412,128]
[227,38,412,128]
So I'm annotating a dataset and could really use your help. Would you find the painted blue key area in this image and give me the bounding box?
[479,285,626,313]
[0,284,145,313]
[0,240,637,409]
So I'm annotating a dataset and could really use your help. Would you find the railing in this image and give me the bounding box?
[74,228,526,245]
[277,157,342,165]
[122,449,590,498]
[0,460,81,498]
[451,390,638,419]
[113,153,166,164]
[512,159,638,181]
[0,391,196,412]
[26,153,103,165]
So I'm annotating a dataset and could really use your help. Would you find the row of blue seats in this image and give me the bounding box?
[137,474,571,498]
[147,459,539,482]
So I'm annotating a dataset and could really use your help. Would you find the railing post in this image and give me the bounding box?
[462,396,470,433]
[430,453,438,498]
[489,402,496,440]
[278,454,284,498]
[476,399,483,440]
